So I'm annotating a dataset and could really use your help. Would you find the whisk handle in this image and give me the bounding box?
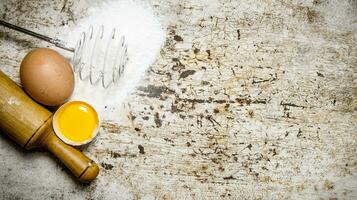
[0,19,74,52]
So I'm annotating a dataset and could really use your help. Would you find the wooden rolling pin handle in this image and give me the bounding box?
[42,131,99,183]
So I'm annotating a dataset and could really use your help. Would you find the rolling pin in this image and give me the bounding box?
[0,70,99,182]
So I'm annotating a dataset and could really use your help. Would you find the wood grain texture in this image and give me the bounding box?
[0,0,356,199]
[0,70,50,147]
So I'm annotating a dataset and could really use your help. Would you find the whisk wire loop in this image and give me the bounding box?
[75,25,128,88]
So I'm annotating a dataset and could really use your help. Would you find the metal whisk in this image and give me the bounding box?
[0,20,128,88]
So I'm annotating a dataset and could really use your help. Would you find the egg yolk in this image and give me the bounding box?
[54,101,98,144]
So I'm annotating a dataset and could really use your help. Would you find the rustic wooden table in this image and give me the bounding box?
[0,0,356,199]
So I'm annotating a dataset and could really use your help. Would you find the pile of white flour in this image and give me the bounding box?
[63,0,166,120]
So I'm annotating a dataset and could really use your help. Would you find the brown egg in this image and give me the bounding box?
[20,48,74,106]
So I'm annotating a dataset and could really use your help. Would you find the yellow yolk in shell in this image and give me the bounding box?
[53,101,99,144]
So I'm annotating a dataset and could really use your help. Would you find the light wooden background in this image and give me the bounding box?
[0,0,356,199]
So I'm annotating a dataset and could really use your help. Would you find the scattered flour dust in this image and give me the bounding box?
[7,96,20,105]
[64,0,166,121]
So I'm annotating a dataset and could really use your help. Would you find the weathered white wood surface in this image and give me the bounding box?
[0,0,356,199]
